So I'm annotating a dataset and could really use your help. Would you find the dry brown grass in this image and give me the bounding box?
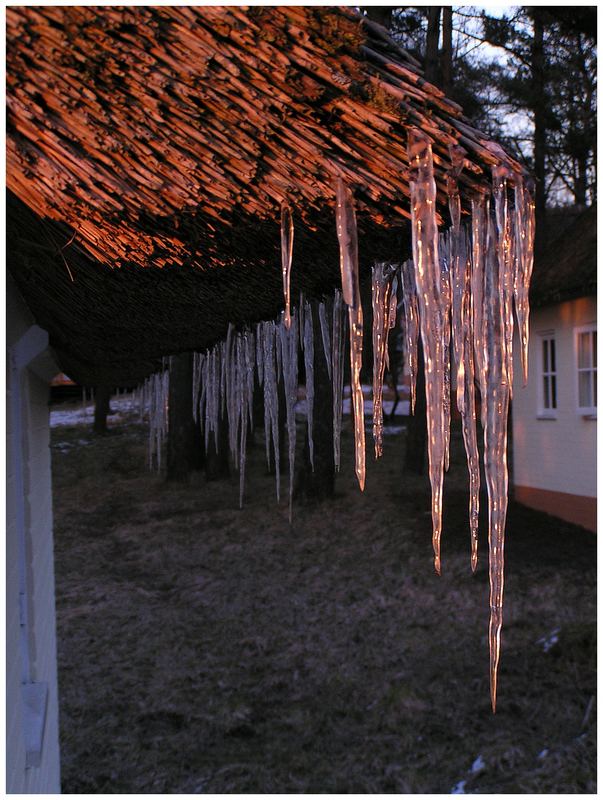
[51,405,596,793]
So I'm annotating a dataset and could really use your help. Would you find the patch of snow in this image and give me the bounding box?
[470,755,486,774]
[50,394,139,428]
[451,779,467,794]
[536,627,560,653]
[537,748,549,760]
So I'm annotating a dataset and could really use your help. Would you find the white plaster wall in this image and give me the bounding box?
[6,282,61,793]
[512,296,597,498]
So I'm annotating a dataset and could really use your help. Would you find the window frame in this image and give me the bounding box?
[575,323,597,417]
[536,330,558,419]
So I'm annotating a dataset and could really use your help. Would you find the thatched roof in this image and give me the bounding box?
[529,205,597,307]
[7,6,526,385]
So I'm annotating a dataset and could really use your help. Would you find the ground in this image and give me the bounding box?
[51,398,596,793]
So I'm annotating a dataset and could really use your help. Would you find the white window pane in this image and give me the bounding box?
[579,371,592,407]
[578,332,591,369]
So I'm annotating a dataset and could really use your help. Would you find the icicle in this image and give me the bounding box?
[348,304,365,490]
[335,178,365,491]
[408,130,445,575]
[148,368,169,473]
[263,321,281,500]
[401,259,419,415]
[256,322,264,387]
[331,290,346,472]
[471,194,489,428]
[446,152,479,567]
[450,227,481,571]
[245,330,255,430]
[482,212,511,714]
[371,262,396,458]
[388,275,398,329]
[513,178,535,385]
[222,323,234,419]
[335,178,359,308]
[278,311,298,521]
[238,334,250,509]
[440,235,452,472]
[298,292,305,349]
[226,335,239,467]
[192,352,205,425]
[318,300,332,381]
[281,203,294,330]
[493,164,515,396]
[303,301,315,470]
[203,352,210,451]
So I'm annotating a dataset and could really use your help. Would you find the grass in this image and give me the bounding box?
[51,402,596,793]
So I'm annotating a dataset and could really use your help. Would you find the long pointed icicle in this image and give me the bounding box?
[408,130,445,575]
[448,159,480,571]
[493,164,516,398]
[318,300,332,381]
[335,178,365,491]
[471,194,489,428]
[451,226,481,571]
[263,321,281,501]
[303,301,315,470]
[281,203,294,330]
[440,234,452,472]
[372,262,396,458]
[331,289,346,472]
[482,212,511,714]
[460,236,480,571]
[514,178,535,385]
[401,259,420,415]
[279,311,298,521]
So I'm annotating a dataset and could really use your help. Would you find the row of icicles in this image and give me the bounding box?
[135,131,535,711]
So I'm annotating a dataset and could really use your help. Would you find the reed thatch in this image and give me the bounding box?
[7,6,526,385]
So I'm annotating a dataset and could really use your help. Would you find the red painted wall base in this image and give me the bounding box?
[514,485,596,532]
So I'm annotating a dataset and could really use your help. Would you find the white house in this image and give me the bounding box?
[6,276,62,792]
[512,206,596,532]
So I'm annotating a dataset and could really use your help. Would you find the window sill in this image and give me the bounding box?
[579,412,597,420]
[536,413,557,421]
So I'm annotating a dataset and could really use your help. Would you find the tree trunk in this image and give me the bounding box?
[441,7,453,95]
[296,301,335,502]
[531,8,547,254]
[575,154,588,206]
[425,7,442,83]
[93,385,111,434]
[405,341,427,474]
[166,353,198,482]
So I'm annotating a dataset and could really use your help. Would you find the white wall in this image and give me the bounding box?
[512,296,597,499]
[6,280,61,793]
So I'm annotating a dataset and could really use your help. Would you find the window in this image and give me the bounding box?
[538,332,557,417]
[576,325,597,415]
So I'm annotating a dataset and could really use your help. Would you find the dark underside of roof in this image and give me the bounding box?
[530,204,597,308]
[6,6,527,386]
[7,191,410,386]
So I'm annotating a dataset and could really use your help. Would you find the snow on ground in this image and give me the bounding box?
[50,394,140,428]
[53,386,410,433]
